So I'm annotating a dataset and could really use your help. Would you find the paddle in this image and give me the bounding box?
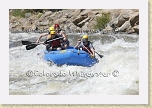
[25,37,63,50]
[94,51,103,58]
[22,41,36,45]
[26,42,43,50]
[89,42,104,58]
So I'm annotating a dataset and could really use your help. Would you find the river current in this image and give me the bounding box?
[9,32,139,95]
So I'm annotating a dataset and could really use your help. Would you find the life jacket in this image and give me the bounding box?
[49,35,61,48]
[82,41,93,54]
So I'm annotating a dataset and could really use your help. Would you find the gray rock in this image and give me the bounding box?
[116,21,131,32]
[39,11,52,22]
[25,13,31,18]
[9,9,139,34]
[133,25,139,34]
[129,12,139,27]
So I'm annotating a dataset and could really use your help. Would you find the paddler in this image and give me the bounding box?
[36,26,55,43]
[74,35,95,58]
[54,24,69,49]
[36,27,62,51]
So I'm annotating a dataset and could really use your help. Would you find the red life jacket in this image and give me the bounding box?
[82,41,93,54]
[51,36,61,48]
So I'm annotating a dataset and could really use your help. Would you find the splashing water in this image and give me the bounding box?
[9,33,139,95]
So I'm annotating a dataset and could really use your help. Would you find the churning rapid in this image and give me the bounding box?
[9,32,139,95]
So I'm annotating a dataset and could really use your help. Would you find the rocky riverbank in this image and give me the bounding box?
[9,9,139,34]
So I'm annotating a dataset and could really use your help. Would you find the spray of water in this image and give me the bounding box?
[9,33,139,95]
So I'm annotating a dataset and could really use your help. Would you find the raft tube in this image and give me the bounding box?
[43,46,98,67]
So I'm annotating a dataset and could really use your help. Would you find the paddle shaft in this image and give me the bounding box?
[82,43,93,55]
[26,37,63,50]
[45,36,63,43]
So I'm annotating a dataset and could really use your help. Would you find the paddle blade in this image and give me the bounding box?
[26,44,38,50]
[98,54,104,58]
[95,51,104,58]
[22,41,34,45]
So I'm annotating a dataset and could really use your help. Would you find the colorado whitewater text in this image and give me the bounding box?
[26,70,119,78]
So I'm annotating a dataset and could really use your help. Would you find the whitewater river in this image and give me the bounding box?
[9,32,139,95]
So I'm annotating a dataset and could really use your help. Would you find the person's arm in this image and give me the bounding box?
[64,40,69,49]
[36,33,48,43]
[89,43,95,58]
[74,39,81,49]
[60,30,68,41]
[90,48,95,57]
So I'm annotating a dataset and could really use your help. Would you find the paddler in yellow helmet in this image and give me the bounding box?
[74,35,95,58]
[36,26,55,43]
[36,27,62,51]
[45,30,62,51]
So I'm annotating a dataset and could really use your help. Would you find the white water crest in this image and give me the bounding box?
[9,33,139,95]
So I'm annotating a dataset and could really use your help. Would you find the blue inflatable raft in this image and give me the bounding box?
[43,46,98,67]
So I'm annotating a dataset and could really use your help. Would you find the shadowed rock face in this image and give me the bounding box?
[9,9,139,34]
